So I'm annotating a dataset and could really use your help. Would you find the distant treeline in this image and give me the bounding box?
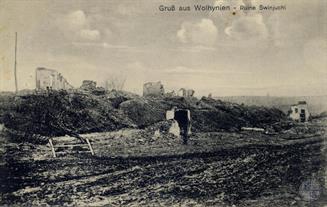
[215,96,327,115]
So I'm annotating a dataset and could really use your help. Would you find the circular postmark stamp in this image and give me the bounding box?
[299,178,322,202]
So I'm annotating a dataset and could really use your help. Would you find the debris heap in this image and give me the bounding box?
[2,90,290,143]
[3,90,134,143]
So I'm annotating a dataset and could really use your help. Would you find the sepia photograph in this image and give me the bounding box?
[0,0,326,206]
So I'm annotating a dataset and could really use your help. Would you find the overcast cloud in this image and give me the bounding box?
[0,0,326,96]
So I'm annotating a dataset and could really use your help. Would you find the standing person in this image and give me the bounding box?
[174,109,190,145]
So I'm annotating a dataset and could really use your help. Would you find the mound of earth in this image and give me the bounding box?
[2,90,290,143]
[119,97,168,128]
[106,89,140,108]
[3,90,135,143]
[0,92,15,123]
[119,96,289,132]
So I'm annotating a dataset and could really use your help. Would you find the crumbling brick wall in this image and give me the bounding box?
[143,81,165,97]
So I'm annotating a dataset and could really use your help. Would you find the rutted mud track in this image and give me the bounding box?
[0,136,325,206]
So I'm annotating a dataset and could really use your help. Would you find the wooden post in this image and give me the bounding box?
[49,138,56,158]
[14,32,18,93]
[86,138,95,155]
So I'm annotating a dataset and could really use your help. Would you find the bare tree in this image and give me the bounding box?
[105,74,126,91]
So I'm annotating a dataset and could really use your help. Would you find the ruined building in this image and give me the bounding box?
[289,101,310,122]
[36,67,73,90]
[80,80,97,91]
[178,88,195,97]
[165,90,176,97]
[80,80,106,95]
[143,81,165,97]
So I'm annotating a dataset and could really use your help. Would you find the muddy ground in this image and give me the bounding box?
[0,119,326,206]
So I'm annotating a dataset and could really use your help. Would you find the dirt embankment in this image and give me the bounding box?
[2,91,135,143]
[1,90,290,143]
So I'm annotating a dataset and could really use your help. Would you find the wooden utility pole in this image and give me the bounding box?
[14,32,18,93]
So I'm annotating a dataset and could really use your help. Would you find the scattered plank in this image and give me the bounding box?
[48,138,56,158]
[48,137,95,157]
[241,127,265,132]
[86,138,95,155]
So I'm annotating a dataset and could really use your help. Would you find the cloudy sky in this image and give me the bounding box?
[0,0,326,96]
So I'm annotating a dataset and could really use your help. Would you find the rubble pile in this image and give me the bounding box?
[119,98,167,128]
[106,90,140,108]
[3,90,134,143]
[80,80,106,95]
[80,80,97,91]
[2,90,290,143]
[194,97,288,132]
[156,96,289,132]
[144,120,177,135]
[0,93,15,123]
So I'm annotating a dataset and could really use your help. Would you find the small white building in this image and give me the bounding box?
[289,101,310,122]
